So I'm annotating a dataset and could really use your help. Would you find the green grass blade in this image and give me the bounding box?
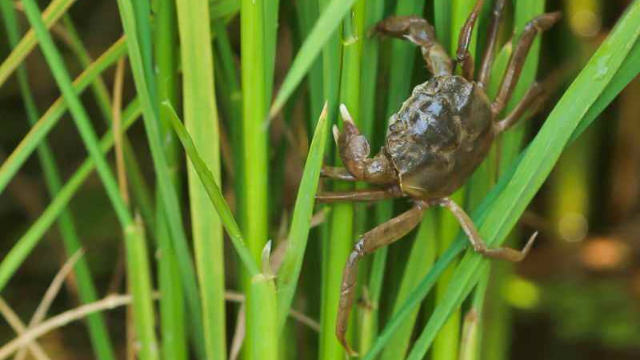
[269,0,363,116]
[154,0,188,358]
[239,0,276,356]
[0,37,127,196]
[0,4,115,359]
[175,0,227,357]
[161,102,260,276]
[276,104,328,332]
[20,1,159,357]
[405,3,640,358]
[0,0,78,87]
[115,0,208,354]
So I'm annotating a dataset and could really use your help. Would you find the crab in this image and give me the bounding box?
[316,0,561,355]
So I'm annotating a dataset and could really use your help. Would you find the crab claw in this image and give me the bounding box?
[339,104,360,137]
[332,125,340,145]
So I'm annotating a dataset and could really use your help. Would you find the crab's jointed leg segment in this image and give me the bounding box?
[321,166,358,181]
[316,187,402,203]
[494,81,546,132]
[478,0,507,88]
[336,204,427,356]
[372,16,453,77]
[492,11,562,115]
[455,0,486,80]
[439,197,537,262]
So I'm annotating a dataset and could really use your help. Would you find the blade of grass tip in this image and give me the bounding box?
[239,0,275,356]
[20,1,159,358]
[0,4,115,360]
[115,0,209,355]
[276,103,328,332]
[154,0,188,359]
[405,4,640,358]
[175,0,227,358]
[0,99,141,295]
[269,0,361,117]
[0,0,78,87]
[0,37,127,196]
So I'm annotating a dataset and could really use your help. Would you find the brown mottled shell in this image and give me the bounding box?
[386,75,494,199]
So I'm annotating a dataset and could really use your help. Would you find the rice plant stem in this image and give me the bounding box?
[240,0,276,356]
[175,0,227,358]
[116,0,210,354]
[154,0,188,358]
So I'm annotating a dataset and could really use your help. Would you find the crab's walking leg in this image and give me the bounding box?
[439,198,537,262]
[455,0,486,80]
[334,105,398,185]
[492,12,562,115]
[316,187,402,203]
[494,81,545,132]
[372,16,453,76]
[478,0,507,88]
[321,166,358,181]
[337,204,427,356]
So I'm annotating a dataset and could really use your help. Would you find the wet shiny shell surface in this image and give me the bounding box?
[386,75,494,199]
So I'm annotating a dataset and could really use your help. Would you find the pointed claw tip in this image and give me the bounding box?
[332,125,340,144]
[339,104,353,123]
[343,344,358,357]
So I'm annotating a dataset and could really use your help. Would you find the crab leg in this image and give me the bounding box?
[494,81,545,132]
[478,0,507,88]
[321,166,358,181]
[337,204,427,356]
[316,188,402,203]
[455,0,486,80]
[438,197,537,262]
[492,12,562,115]
[372,16,453,76]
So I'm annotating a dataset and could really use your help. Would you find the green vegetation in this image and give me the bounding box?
[0,0,638,359]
